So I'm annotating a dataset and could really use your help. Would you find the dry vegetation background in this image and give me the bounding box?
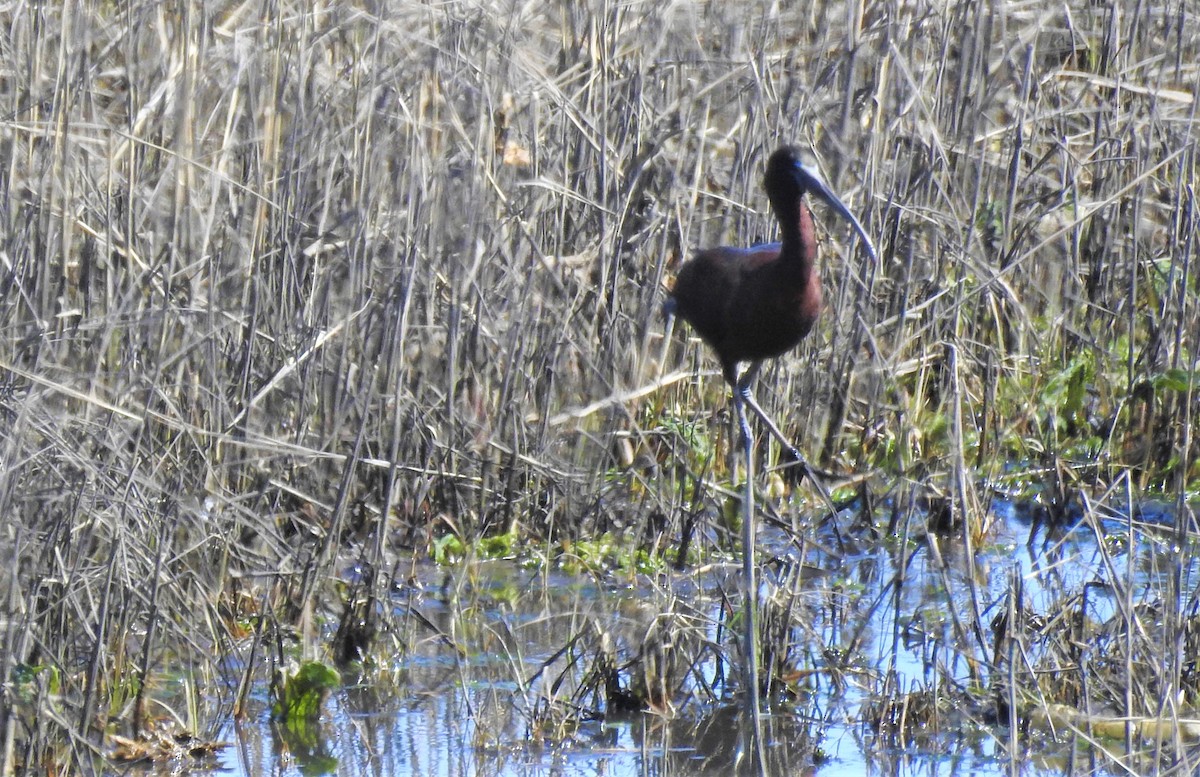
[0,0,1198,772]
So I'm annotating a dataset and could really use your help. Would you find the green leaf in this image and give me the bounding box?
[1153,368,1198,393]
[272,661,340,723]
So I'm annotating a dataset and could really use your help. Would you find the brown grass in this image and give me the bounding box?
[0,0,1198,773]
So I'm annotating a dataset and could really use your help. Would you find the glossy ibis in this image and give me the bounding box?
[664,145,876,752]
[665,145,877,472]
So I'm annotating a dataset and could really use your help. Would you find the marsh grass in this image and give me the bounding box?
[0,0,1198,773]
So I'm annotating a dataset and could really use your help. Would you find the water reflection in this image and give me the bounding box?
[196,497,1200,777]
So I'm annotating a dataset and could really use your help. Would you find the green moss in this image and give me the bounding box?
[432,533,466,565]
[555,532,672,576]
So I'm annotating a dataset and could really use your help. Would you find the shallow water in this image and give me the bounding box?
[192,495,1200,777]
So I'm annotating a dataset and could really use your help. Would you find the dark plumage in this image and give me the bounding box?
[666,145,876,470]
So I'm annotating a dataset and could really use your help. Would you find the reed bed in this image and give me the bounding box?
[0,0,1197,773]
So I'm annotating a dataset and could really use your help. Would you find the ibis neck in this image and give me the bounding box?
[777,199,817,277]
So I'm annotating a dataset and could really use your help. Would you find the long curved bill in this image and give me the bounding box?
[796,160,877,262]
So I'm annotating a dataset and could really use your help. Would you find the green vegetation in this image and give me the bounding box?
[271,662,341,724]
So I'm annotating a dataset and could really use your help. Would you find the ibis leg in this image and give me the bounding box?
[736,365,838,512]
[731,383,767,769]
